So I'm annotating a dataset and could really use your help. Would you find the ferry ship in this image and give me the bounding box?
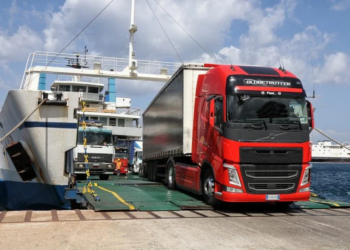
[311,141,350,162]
[0,0,181,210]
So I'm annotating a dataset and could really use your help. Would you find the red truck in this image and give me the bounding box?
[141,64,314,207]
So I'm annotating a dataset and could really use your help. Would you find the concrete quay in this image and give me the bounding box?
[1,208,350,249]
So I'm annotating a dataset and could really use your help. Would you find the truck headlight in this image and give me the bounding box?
[224,163,241,187]
[79,164,83,168]
[108,164,112,168]
[301,165,312,186]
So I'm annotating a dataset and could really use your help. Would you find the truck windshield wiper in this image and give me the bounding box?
[230,119,267,130]
[274,120,301,130]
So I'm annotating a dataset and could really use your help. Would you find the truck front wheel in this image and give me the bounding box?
[202,169,220,207]
[167,162,176,190]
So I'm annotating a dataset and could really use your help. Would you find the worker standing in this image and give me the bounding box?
[115,158,122,176]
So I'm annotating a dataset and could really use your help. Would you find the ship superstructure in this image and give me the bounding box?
[312,141,350,162]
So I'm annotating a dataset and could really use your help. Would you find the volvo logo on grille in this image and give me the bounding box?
[269,133,275,139]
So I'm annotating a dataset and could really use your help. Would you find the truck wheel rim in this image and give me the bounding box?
[204,176,214,197]
[168,167,173,184]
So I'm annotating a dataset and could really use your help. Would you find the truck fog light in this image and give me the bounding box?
[224,163,241,187]
[301,165,312,186]
[108,164,112,168]
[299,187,310,192]
[79,164,83,168]
[224,186,243,193]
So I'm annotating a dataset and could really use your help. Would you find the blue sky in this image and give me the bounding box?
[0,0,350,143]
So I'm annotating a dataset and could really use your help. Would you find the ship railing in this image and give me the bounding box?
[56,75,101,83]
[83,107,141,116]
[21,51,182,88]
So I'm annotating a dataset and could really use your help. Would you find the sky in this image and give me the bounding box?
[0,0,350,143]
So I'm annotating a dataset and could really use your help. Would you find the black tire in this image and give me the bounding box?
[167,162,176,190]
[99,174,109,180]
[202,169,220,207]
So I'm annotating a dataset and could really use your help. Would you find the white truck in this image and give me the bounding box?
[73,123,115,180]
[132,141,142,174]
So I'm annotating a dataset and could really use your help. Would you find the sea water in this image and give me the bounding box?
[311,163,350,202]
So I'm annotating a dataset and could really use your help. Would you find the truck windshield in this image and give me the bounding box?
[115,148,128,158]
[226,95,308,124]
[78,132,112,145]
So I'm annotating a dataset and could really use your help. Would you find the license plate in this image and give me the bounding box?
[266,194,280,201]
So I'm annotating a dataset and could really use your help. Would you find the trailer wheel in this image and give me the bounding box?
[99,174,109,180]
[167,163,176,190]
[202,169,219,207]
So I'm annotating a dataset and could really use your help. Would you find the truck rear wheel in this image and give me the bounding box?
[167,162,176,190]
[202,169,220,207]
[99,174,109,180]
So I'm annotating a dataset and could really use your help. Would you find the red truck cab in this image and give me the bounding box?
[192,65,313,205]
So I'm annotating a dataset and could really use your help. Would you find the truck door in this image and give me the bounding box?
[198,98,210,162]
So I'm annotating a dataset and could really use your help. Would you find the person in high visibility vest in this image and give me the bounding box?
[116,158,123,170]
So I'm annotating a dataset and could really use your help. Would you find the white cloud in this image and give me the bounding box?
[0,26,43,64]
[314,52,350,84]
[331,0,350,11]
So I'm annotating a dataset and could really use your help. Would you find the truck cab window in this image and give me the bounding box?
[214,98,223,129]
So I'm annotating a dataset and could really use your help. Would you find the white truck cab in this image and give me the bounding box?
[132,141,143,174]
[73,124,115,180]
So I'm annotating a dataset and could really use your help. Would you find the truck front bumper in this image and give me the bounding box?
[74,162,114,175]
[214,191,310,202]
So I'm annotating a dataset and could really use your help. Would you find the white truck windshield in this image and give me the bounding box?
[78,132,112,145]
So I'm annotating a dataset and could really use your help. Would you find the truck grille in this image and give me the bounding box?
[240,147,303,164]
[77,153,113,163]
[245,170,298,179]
[240,164,301,194]
[248,183,295,191]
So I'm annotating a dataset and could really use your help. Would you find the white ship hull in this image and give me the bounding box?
[0,90,79,210]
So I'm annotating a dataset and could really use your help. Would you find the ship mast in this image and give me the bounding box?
[128,0,137,69]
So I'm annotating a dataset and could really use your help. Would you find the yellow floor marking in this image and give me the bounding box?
[310,199,340,207]
[94,183,135,210]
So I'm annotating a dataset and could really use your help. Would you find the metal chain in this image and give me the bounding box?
[81,101,100,201]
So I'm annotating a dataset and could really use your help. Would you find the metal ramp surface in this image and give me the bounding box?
[78,175,350,212]
[77,175,210,211]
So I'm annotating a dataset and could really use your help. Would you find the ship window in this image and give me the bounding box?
[100,117,107,125]
[109,118,116,126]
[88,87,99,93]
[72,85,86,92]
[59,85,71,91]
[118,119,125,127]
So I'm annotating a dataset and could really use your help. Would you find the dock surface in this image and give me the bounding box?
[1,208,350,249]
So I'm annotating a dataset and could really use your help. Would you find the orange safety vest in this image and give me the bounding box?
[116,161,122,170]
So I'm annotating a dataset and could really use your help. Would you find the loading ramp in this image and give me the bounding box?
[77,175,350,212]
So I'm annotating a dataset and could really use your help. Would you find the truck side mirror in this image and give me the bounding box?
[209,99,215,127]
[306,100,314,131]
